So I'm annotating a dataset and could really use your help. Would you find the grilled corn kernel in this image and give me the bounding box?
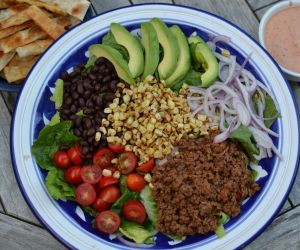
[102,169,112,177]
[95,132,101,142]
[113,171,121,179]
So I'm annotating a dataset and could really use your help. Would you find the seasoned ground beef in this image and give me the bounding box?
[151,134,260,236]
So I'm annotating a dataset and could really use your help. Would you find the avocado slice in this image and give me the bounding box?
[150,18,179,80]
[188,35,219,87]
[165,25,191,87]
[89,44,135,85]
[140,22,160,80]
[110,23,144,78]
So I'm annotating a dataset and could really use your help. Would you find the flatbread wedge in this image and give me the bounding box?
[16,38,53,57]
[0,25,47,53]
[4,54,38,82]
[0,3,28,20]
[26,5,65,39]
[0,51,15,71]
[0,20,34,39]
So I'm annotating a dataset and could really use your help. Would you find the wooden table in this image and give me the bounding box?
[1,0,299,249]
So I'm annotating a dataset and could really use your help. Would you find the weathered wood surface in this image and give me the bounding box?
[0,0,300,249]
[174,0,259,40]
[0,94,39,225]
[245,206,300,250]
[254,0,284,19]
[0,213,65,250]
[247,0,281,10]
[132,0,173,3]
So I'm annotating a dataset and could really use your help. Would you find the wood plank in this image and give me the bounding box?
[0,213,65,250]
[245,206,300,250]
[132,0,173,3]
[0,200,4,213]
[255,1,283,19]
[0,92,17,114]
[0,94,39,225]
[90,0,131,14]
[174,0,259,40]
[247,0,281,11]
[278,200,292,215]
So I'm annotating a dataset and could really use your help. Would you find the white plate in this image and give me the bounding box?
[10,4,300,250]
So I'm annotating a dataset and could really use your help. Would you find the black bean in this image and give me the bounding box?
[95,84,101,91]
[109,81,117,92]
[89,74,96,81]
[79,97,85,107]
[88,145,94,152]
[73,65,81,74]
[99,64,106,72]
[60,113,67,120]
[80,140,88,146]
[95,96,103,106]
[87,136,94,143]
[77,83,84,94]
[69,104,76,113]
[83,80,93,90]
[84,118,92,129]
[87,127,95,137]
[75,116,82,127]
[83,90,91,99]
[102,75,111,83]
[85,153,92,159]
[96,57,106,65]
[72,92,79,99]
[70,71,79,78]
[60,71,70,81]
[70,114,77,121]
[100,85,108,92]
[74,128,81,136]
[83,107,94,115]
[104,68,110,75]
[86,99,94,108]
[101,134,107,141]
[93,141,100,147]
[64,97,72,106]
[81,71,88,78]
[106,62,114,71]
[61,109,70,116]
[105,93,115,102]
[91,66,98,73]
[64,81,71,88]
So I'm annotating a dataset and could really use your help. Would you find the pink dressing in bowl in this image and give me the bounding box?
[264,6,300,73]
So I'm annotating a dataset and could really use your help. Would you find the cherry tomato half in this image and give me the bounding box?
[95,211,120,234]
[99,176,120,189]
[99,185,121,203]
[126,173,146,192]
[123,200,146,224]
[64,166,83,185]
[117,152,137,174]
[92,197,111,213]
[93,148,115,168]
[80,165,102,184]
[67,147,83,165]
[137,159,155,173]
[53,150,71,168]
[108,143,125,154]
[75,183,96,206]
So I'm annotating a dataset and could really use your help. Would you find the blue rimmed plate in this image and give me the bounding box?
[0,5,96,92]
[10,4,300,249]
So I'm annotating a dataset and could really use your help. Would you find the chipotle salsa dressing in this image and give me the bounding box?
[264,6,300,73]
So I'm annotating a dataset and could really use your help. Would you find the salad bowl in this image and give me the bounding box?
[10,4,300,250]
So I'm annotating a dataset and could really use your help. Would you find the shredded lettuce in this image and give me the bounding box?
[251,169,258,180]
[45,168,75,200]
[31,121,79,170]
[119,220,153,244]
[81,206,98,218]
[50,79,64,109]
[75,110,86,117]
[214,212,229,238]
[84,55,97,72]
[165,233,186,241]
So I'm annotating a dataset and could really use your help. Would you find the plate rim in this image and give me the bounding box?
[9,3,300,250]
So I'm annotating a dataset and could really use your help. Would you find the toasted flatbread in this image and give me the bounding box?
[0,50,15,70]
[0,3,28,20]
[39,0,90,20]
[4,54,38,82]
[0,2,11,9]
[0,20,34,39]
[16,38,52,57]
[0,25,47,53]
[14,0,67,16]
[26,5,65,39]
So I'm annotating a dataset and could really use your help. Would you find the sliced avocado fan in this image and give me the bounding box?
[140,22,160,80]
[165,25,191,87]
[89,44,135,85]
[110,23,144,78]
[150,18,179,80]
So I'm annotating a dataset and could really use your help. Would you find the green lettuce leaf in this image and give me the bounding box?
[48,112,60,126]
[140,185,158,226]
[31,121,80,170]
[229,125,259,159]
[263,93,280,128]
[84,55,97,72]
[50,79,64,109]
[81,206,98,218]
[119,220,153,244]
[45,168,75,200]
[165,233,186,241]
[214,212,229,238]
[111,175,139,214]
